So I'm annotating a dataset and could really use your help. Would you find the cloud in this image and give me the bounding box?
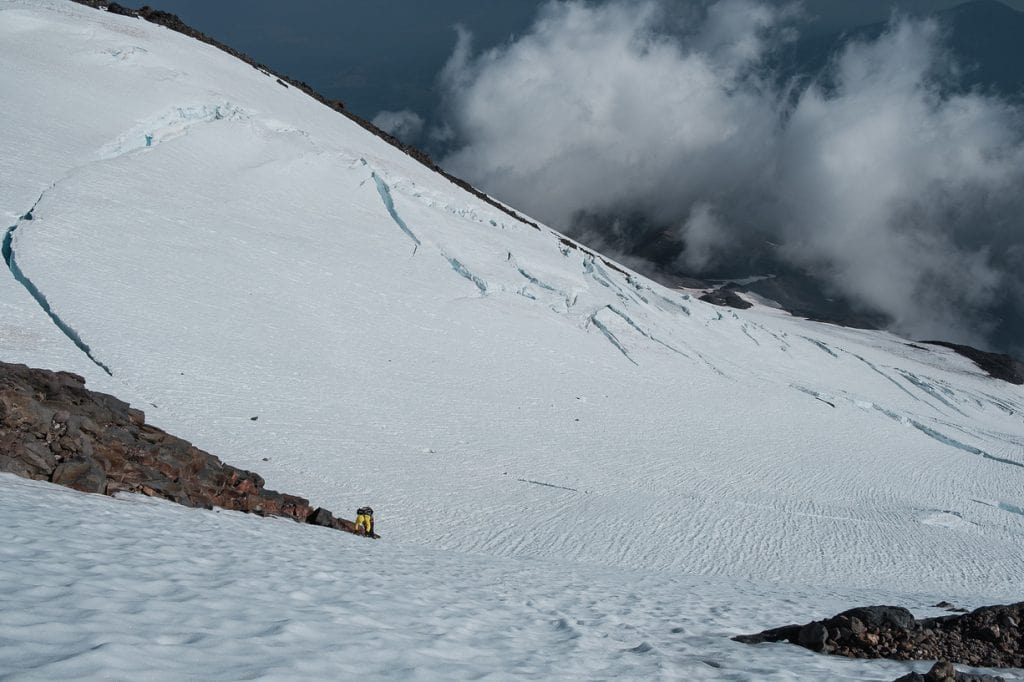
[676,202,729,272]
[775,19,1024,343]
[440,0,783,230]
[439,0,1024,351]
[371,109,425,143]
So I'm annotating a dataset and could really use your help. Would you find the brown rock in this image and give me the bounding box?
[0,360,363,537]
[307,507,336,527]
[52,457,105,493]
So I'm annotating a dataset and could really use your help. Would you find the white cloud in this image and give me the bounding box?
[440,0,783,230]
[675,202,728,272]
[439,0,1024,349]
[775,19,1024,342]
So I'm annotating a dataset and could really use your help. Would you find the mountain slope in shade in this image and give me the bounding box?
[1,1,1023,678]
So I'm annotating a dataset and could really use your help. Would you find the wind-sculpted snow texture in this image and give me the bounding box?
[9,474,1022,681]
[1,2,1023,679]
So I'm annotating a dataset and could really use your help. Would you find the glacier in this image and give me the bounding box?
[0,1,1022,679]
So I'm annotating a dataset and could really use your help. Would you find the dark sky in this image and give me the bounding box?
[150,0,1024,122]
[151,0,540,119]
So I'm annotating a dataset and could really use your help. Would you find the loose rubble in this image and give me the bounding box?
[734,602,1023,670]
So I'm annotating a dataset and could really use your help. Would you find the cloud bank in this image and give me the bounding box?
[438,0,1024,352]
[371,109,425,143]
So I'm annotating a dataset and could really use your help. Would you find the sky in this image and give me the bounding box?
[151,0,1024,122]
[150,0,540,120]
[150,0,1024,355]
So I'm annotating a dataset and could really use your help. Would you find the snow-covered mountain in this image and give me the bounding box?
[2,1,1022,679]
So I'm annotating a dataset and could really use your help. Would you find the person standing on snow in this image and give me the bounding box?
[355,506,374,537]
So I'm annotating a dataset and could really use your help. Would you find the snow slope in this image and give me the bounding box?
[4,473,1018,681]
[1,1,1023,678]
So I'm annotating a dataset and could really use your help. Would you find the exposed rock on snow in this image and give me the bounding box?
[893,660,1005,682]
[699,285,753,310]
[735,602,1024,669]
[922,341,1024,386]
[0,360,358,534]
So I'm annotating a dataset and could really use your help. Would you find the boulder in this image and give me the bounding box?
[798,622,829,651]
[307,507,336,527]
[51,456,106,493]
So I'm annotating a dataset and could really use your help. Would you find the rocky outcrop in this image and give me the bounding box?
[699,285,753,310]
[893,660,1005,682]
[0,361,359,535]
[922,341,1024,385]
[734,602,1024,669]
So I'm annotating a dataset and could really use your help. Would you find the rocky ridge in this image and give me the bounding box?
[734,602,1023,671]
[922,341,1024,386]
[698,284,753,310]
[0,361,360,535]
[893,660,1005,682]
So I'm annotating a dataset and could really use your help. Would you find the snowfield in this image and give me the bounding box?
[1,1,1023,679]
[1,474,1018,681]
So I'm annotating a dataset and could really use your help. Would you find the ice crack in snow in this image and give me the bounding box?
[370,168,492,295]
[801,336,838,358]
[895,369,967,417]
[516,478,579,492]
[516,266,559,295]
[443,254,487,294]
[844,350,940,412]
[99,103,247,160]
[588,308,637,366]
[606,306,690,359]
[3,201,113,376]
[792,385,836,408]
[371,172,420,254]
[873,405,1023,469]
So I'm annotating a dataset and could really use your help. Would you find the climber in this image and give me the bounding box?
[355,506,374,537]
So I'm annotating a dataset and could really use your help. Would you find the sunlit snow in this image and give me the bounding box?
[1,1,1022,679]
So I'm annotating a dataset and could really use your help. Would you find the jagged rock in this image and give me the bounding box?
[51,456,106,493]
[732,623,800,645]
[734,602,1024,669]
[0,361,361,536]
[892,660,1006,682]
[798,622,829,651]
[307,507,336,527]
[699,286,753,310]
[922,341,1024,385]
[844,606,917,631]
